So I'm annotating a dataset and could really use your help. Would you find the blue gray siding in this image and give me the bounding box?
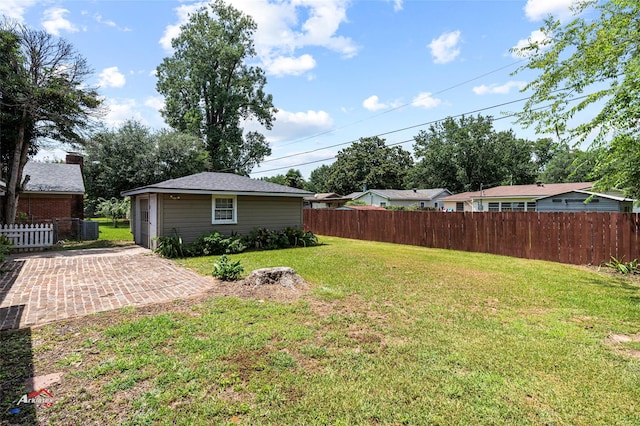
[536,193,632,212]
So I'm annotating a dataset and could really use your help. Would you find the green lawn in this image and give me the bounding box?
[94,217,133,241]
[3,236,640,425]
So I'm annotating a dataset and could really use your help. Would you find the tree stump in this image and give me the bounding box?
[244,267,305,289]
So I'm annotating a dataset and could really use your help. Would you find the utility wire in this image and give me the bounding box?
[276,59,526,148]
[251,92,593,175]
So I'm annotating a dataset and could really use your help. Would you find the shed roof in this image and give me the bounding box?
[122,172,312,197]
[22,162,85,194]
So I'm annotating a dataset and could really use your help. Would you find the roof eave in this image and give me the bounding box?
[121,187,309,198]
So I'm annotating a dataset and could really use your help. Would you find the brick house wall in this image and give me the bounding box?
[17,194,77,222]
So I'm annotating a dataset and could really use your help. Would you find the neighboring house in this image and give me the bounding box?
[17,153,85,222]
[441,182,594,212]
[121,172,312,249]
[336,205,386,211]
[350,188,452,209]
[536,190,634,213]
[304,192,350,209]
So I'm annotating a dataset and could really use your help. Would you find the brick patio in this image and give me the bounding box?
[0,246,217,330]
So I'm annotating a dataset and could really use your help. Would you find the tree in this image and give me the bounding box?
[156,0,276,175]
[263,169,305,189]
[325,137,413,195]
[408,115,540,193]
[512,0,640,196]
[0,24,101,223]
[304,164,332,193]
[84,120,209,199]
[540,145,601,183]
[95,197,130,227]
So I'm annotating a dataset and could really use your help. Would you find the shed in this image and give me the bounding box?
[121,172,312,249]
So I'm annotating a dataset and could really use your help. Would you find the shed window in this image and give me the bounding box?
[212,196,237,224]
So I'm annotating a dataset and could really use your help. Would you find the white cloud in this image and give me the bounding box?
[511,29,551,58]
[264,54,316,77]
[412,92,441,109]
[428,30,462,64]
[41,7,79,36]
[160,0,358,77]
[524,0,576,21]
[98,67,126,88]
[144,96,165,112]
[362,95,388,111]
[0,0,37,22]
[390,0,403,12]
[103,98,147,128]
[94,14,116,27]
[261,108,334,143]
[472,81,527,95]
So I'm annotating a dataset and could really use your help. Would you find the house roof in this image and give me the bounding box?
[22,162,85,194]
[121,172,313,197]
[355,188,451,201]
[304,192,348,201]
[336,205,387,211]
[346,191,364,199]
[441,182,593,201]
[536,189,634,203]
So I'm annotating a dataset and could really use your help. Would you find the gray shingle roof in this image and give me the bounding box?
[122,172,312,197]
[366,188,451,200]
[22,162,85,194]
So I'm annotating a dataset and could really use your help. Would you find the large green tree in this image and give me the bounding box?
[408,115,543,193]
[156,0,276,175]
[325,137,413,195]
[540,145,601,184]
[512,0,640,196]
[304,164,332,193]
[84,120,209,199]
[263,169,305,189]
[0,24,101,223]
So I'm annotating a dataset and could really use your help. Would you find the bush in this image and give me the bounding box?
[154,230,185,258]
[0,234,12,264]
[190,231,246,256]
[602,256,640,275]
[212,255,244,281]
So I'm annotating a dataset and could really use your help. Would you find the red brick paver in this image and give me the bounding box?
[0,246,216,330]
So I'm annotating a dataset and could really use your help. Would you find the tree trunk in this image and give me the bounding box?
[4,108,28,224]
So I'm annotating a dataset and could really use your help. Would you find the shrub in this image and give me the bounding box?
[245,227,318,250]
[212,255,244,281]
[602,256,640,275]
[154,230,185,258]
[190,231,246,256]
[0,234,12,264]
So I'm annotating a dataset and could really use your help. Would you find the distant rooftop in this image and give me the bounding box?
[22,162,85,194]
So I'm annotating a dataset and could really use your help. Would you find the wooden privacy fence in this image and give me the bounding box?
[0,223,54,250]
[304,210,640,266]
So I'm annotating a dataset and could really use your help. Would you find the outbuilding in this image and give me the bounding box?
[121,172,312,249]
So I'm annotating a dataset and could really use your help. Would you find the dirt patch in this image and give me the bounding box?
[606,333,640,359]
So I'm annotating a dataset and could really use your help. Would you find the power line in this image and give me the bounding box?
[276,59,526,148]
[251,92,593,175]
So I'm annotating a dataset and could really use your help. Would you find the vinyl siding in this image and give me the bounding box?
[537,193,630,212]
[160,194,303,243]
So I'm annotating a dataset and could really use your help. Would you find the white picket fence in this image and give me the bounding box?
[0,223,54,249]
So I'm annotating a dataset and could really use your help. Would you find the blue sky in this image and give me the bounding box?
[1,0,580,179]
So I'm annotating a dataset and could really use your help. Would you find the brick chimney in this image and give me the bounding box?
[65,152,84,173]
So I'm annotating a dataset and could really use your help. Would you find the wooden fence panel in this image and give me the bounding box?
[303,210,640,266]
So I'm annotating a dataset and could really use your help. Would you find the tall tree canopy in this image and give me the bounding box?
[512,0,640,196]
[156,0,276,175]
[540,144,601,184]
[262,169,305,189]
[84,120,209,199]
[0,24,101,223]
[325,137,413,195]
[304,164,332,193]
[408,115,543,193]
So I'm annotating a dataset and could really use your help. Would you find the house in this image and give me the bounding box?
[17,153,85,222]
[441,182,594,212]
[349,188,452,209]
[304,192,350,209]
[536,190,634,213]
[335,205,386,211]
[121,172,312,249]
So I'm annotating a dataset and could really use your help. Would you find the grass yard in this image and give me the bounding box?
[2,236,640,424]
